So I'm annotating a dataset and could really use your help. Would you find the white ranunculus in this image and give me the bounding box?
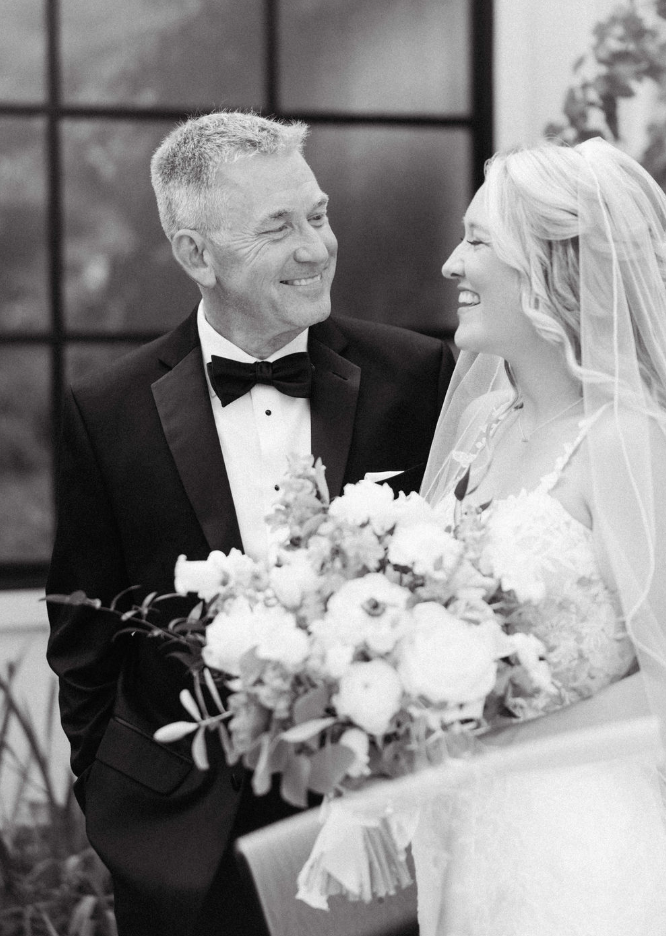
[174,552,227,601]
[388,522,463,577]
[334,660,403,736]
[269,553,320,609]
[254,606,310,669]
[397,603,497,704]
[324,574,411,653]
[202,598,260,675]
[328,479,397,535]
[339,728,371,778]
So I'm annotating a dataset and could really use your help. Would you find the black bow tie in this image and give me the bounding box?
[207,352,313,407]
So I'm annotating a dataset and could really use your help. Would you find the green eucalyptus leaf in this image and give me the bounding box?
[243,735,265,770]
[292,685,329,725]
[308,743,356,795]
[45,591,102,609]
[188,600,205,622]
[251,735,273,796]
[153,721,198,743]
[280,752,311,808]
[280,716,336,743]
[192,726,209,770]
[179,688,202,722]
[239,647,264,683]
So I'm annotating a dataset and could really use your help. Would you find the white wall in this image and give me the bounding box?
[494,0,657,157]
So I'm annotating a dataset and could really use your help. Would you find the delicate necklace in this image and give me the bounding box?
[517,398,582,443]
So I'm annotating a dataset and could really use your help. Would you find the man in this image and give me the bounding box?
[47,111,454,936]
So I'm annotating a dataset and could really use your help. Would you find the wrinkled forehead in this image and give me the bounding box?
[217,151,324,219]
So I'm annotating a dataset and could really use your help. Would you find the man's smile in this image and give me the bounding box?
[280,272,323,286]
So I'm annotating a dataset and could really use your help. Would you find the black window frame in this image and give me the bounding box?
[0,0,493,589]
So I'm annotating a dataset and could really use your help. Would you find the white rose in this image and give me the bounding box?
[174,551,227,601]
[328,479,397,535]
[334,660,403,736]
[339,728,371,778]
[270,553,320,609]
[387,491,435,528]
[321,641,355,679]
[222,548,259,590]
[388,522,463,578]
[202,597,260,675]
[325,574,411,653]
[254,606,310,670]
[507,632,554,691]
[397,603,497,704]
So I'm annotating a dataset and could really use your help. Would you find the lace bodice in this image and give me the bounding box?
[435,413,636,712]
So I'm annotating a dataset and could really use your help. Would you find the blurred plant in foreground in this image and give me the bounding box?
[0,662,115,936]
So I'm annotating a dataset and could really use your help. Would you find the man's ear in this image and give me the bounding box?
[171,229,217,288]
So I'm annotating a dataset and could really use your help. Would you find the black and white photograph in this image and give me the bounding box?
[1,2,665,934]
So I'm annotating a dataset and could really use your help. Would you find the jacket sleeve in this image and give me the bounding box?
[46,386,130,778]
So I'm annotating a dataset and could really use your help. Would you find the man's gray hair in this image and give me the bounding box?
[150,111,309,240]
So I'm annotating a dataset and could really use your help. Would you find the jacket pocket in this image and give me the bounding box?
[95,716,193,795]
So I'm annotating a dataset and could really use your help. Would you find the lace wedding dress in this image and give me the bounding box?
[414,410,666,936]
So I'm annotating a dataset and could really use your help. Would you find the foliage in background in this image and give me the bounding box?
[546,0,666,188]
[0,662,115,936]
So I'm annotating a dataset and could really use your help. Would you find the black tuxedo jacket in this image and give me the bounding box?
[46,310,454,935]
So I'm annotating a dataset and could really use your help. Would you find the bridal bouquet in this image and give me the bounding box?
[148,457,557,821]
[51,455,560,906]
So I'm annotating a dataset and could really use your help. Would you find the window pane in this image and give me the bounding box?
[280,0,470,115]
[62,120,199,334]
[0,0,45,102]
[306,126,471,336]
[66,343,144,385]
[0,347,52,563]
[61,0,265,109]
[0,118,48,333]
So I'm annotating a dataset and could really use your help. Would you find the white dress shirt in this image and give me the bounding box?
[197,303,311,562]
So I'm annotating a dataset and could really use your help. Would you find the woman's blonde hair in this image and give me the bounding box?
[483,141,666,406]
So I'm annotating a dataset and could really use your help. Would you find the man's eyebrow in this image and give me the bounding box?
[259,193,329,226]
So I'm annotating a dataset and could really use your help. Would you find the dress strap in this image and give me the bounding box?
[538,404,610,494]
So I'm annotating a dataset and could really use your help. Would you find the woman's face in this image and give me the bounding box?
[442,184,538,358]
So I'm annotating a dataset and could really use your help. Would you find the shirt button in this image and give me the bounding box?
[265,409,272,415]
[274,484,280,491]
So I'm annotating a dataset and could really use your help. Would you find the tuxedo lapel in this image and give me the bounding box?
[308,324,361,499]
[151,319,242,554]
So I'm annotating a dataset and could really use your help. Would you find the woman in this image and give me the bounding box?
[414,138,666,934]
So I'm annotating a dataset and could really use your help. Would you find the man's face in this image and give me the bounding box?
[202,150,338,349]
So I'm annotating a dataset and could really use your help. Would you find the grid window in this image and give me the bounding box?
[0,0,493,586]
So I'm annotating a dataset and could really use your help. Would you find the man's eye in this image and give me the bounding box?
[265,224,288,234]
[310,213,327,224]
[466,238,486,247]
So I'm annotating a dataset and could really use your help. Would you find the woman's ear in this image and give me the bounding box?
[171,229,217,288]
